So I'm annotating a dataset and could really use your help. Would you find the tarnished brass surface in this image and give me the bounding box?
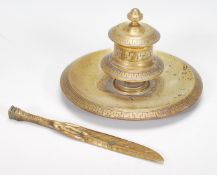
[60,8,203,120]
[8,106,163,163]
[61,50,202,120]
[102,9,163,84]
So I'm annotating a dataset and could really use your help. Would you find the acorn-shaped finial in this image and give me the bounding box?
[127,8,143,25]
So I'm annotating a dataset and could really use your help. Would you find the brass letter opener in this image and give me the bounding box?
[8,106,163,163]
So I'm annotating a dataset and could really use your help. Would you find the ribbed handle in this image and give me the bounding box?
[8,106,54,128]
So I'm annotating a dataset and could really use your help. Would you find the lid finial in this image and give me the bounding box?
[127,8,143,25]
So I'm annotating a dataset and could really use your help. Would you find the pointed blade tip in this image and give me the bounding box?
[153,153,164,164]
[144,150,164,164]
[155,157,164,164]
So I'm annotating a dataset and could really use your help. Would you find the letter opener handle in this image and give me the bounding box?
[8,106,164,163]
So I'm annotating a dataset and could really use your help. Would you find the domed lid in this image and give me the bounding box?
[108,8,160,47]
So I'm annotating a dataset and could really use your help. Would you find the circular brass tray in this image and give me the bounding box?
[60,49,202,120]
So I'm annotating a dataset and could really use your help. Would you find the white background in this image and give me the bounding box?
[0,0,217,174]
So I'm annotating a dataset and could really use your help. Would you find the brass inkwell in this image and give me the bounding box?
[61,8,202,120]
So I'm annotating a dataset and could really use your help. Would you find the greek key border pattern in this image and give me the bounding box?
[60,62,202,120]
